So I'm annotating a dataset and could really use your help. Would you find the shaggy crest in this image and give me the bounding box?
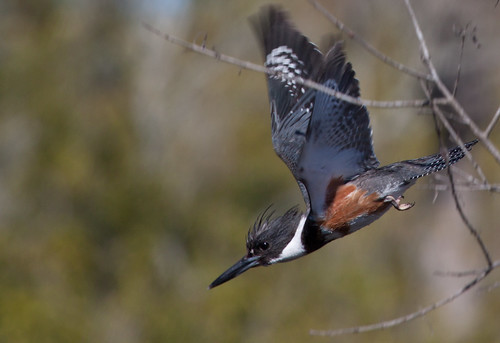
[246,206,302,248]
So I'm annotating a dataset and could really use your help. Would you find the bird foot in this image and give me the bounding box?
[385,195,415,211]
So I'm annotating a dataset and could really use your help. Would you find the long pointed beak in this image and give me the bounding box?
[209,255,260,289]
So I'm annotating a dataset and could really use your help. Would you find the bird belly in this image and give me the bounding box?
[322,183,391,236]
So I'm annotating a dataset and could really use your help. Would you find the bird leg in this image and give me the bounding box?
[385,195,415,211]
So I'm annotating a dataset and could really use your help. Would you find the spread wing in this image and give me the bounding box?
[251,6,322,180]
[298,44,379,218]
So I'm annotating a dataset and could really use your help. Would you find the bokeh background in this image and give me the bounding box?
[1,0,499,342]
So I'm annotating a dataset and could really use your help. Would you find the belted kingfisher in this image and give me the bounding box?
[209,6,477,289]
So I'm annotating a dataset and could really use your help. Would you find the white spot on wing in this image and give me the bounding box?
[265,46,306,99]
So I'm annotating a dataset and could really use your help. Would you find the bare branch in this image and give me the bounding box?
[446,168,492,267]
[451,24,466,97]
[427,170,497,192]
[311,258,498,336]
[419,80,488,182]
[485,106,500,137]
[435,260,500,277]
[311,257,498,336]
[432,166,483,184]
[420,183,500,192]
[143,22,429,109]
[310,270,490,336]
[407,0,491,268]
[436,81,500,165]
[426,80,492,277]
[403,0,500,165]
[309,0,433,81]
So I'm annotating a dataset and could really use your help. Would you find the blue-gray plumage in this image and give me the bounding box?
[209,5,478,289]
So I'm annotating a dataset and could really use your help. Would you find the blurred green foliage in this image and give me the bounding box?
[0,0,498,342]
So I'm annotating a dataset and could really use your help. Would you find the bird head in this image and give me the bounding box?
[209,207,305,289]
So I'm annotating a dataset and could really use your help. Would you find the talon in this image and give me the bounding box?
[385,195,415,211]
[396,202,415,211]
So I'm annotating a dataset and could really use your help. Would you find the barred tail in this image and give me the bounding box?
[405,139,478,181]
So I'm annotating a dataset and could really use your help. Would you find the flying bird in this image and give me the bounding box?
[209,6,477,289]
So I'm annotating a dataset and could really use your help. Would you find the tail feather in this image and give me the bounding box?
[405,139,478,181]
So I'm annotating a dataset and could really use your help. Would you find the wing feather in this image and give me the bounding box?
[298,44,379,218]
[251,6,322,178]
[251,6,323,209]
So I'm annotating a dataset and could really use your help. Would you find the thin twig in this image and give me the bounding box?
[434,105,487,182]
[433,166,483,184]
[484,106,500,137]
[435,260,500,277]
[308,0,433,81]
[310,270,490,336]
[436,79,500,165]
[428,85,491,269]
[451,24,466,97]
[143,22,429,109]
[447,167,492,265]
[427,75,492,275]
[419,80,487,183]
[407,0,492,268]
[403,0,500,165]
[420,183,500,192]
[449,166,492,264]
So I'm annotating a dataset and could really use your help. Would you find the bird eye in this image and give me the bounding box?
[258,242,269,251]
